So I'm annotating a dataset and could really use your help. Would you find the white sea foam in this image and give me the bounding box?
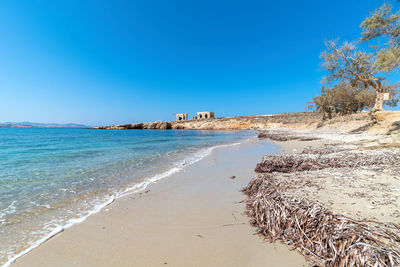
[2,140,245,267]
[0,201,16,226]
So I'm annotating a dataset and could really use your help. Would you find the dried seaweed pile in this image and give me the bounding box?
[255,151,400,173]
[301,145,350,155]
[243,174,400,266]
[245,139,400,266]
[257,131,319,142]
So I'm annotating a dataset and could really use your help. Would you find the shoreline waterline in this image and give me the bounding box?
[11,135,306,267]
[3,131,254,267]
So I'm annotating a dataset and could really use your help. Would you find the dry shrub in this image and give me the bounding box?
[242,174,400,266]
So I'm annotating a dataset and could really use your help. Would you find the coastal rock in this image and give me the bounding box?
[95,122,173,130]
[156,122,171,129]
[171,124,185,130]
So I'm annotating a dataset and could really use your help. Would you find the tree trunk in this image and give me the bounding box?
[372,81,384,112]
[372,90,384,112]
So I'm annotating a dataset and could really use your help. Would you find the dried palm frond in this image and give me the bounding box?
[255,151,400,173]
[242,174,400,266]
[257,131,320,142]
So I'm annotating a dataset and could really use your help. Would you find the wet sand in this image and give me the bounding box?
[12,139,306,267]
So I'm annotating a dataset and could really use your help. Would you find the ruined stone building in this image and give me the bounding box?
[176,112,215,121]
[176,114,188,121]
[196,111,214,120]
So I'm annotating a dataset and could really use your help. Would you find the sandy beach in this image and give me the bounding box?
[3,0,400,264]
[12,138,306,267]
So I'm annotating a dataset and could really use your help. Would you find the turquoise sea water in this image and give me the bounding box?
[0,128,252,266]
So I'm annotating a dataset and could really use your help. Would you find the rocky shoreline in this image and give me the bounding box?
[93,121,174,130]
[93,112,324,130]
[93,111,400,136]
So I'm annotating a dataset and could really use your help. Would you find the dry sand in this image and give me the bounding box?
[12,138,306,267]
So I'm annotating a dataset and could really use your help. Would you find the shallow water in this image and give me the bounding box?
[0,128,252,266]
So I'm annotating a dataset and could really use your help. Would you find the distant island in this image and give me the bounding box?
[0,122,89,128]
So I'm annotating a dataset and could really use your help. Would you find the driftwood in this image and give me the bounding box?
[243,173,400,266]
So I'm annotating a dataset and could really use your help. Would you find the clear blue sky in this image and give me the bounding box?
[0,0,397,125]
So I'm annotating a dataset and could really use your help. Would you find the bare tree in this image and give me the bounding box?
[316,2,400,113]
[321,40,391,111]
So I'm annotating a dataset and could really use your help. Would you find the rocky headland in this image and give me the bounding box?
[94,111,400,137]
[93,112,324,130]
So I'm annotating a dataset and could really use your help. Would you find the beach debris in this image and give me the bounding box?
[196,234,203,238]
[244,141,400,266]
[257,130,320,142]
[242,173,400,266]
[255,150,400,173]
[300,145,350,155]
[232,212,238,222]
[231,175,236,179]
[222,223,246,227]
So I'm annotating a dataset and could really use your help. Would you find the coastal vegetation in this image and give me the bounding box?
[308,82,377,120]
[309,1,400,118]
